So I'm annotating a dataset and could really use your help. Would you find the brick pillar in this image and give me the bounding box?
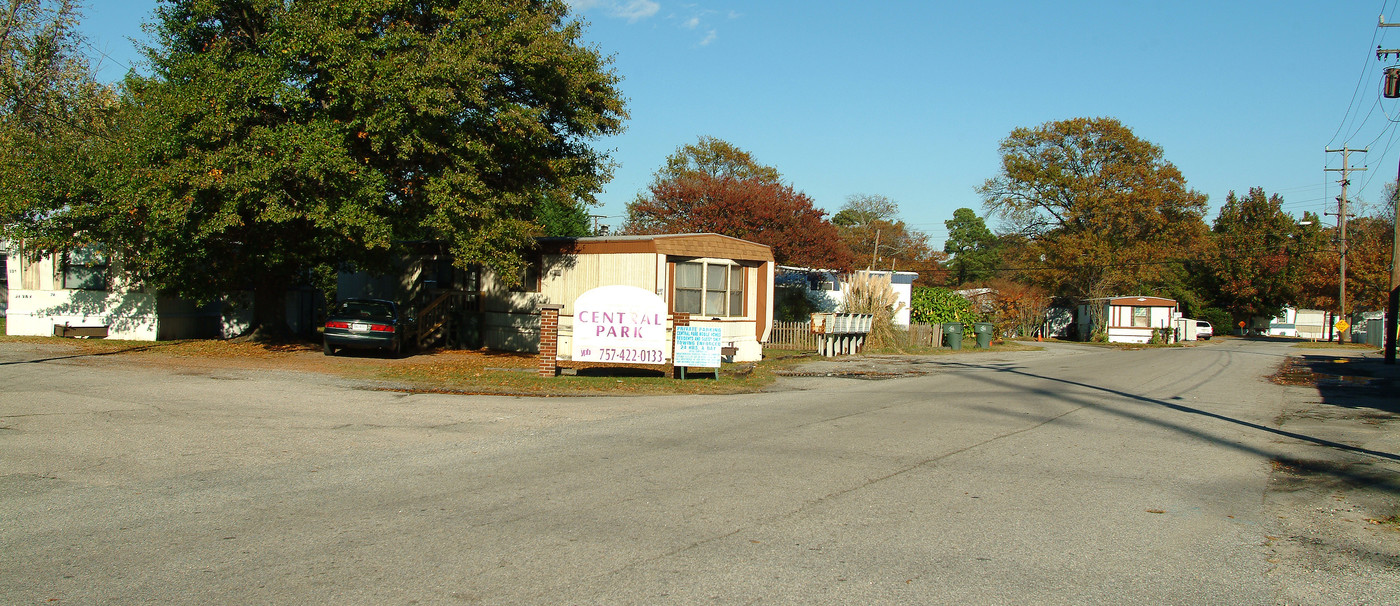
[538,304,563,377]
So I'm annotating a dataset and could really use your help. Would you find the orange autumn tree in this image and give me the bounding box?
[832,193,947,281]
[1293,208,1393,317]
[986,279,1051,338]
[978,117,1211,316]
[624,137,854,269]
[1340,215,1396,313]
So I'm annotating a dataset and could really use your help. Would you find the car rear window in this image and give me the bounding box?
[337,301,394,318]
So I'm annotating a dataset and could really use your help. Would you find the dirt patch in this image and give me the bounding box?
[1263,352,1400,599]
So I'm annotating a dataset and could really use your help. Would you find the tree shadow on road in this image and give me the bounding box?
[1271,354,1399,415]
[940,360,1400,497]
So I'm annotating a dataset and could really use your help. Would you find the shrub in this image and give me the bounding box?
[1197,307,1233,334]
[910,287,981,326]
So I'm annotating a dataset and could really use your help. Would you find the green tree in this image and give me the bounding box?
[0,0,114,254]
[1208,187,1304,321]
[978,117,1210,302]
[651,135,781,185]
[14,0,626,336]
[534,191,593,237]
[942,207,999,285]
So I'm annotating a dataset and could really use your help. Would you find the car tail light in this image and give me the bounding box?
[370,324,394,332]
[326,321,350,329]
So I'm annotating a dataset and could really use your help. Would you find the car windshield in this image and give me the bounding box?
[336,301,394,319]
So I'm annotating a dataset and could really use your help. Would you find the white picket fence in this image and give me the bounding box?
[767,321,942,350]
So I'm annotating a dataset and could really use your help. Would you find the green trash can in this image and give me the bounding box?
[973,322,995,348]
[943,322,964,350]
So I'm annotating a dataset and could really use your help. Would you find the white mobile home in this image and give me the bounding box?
[777,267,919,326]
[1079,296,1180,344]
[3,243,240,340]
[482,234,775,362]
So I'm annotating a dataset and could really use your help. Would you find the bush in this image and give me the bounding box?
[775,286,815,321]
[1197,307,1233,334]
[910,287,981,326]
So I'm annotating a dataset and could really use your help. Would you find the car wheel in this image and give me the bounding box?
[323,341,335,356]
[387,338,400,358]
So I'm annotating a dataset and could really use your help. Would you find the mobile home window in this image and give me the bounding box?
[1131,306,1150,327]
[510,254,542,293]
[62,245,108,291]
[674,261,744,317]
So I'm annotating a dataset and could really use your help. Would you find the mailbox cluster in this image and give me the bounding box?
[810,313,875,357]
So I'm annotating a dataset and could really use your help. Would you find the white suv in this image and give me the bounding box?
[1196,321,1213,340]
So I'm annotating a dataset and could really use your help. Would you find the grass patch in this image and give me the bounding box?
[0,333,814,396]
[366,346,815,396]
[0,333,1040,396]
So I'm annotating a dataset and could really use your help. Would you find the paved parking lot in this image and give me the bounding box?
[2,338,1396,604]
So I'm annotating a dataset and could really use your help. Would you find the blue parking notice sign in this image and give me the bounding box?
[673,326,723,368]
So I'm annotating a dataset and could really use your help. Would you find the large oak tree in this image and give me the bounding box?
[6,0,627,336]
[978,117,1210,303]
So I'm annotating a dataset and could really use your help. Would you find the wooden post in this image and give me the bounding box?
[671,312,690,379]
[537,304,563,377]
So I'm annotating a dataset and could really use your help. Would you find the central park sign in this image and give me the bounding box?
[572,285,669,364]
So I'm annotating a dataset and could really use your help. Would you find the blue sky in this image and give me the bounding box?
[81,1,1400,247]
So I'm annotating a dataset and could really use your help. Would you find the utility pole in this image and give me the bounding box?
[1376,16,1400,362]
[588,214,608,236]
[1325,147,1365,343]
[1388,171,1399,363]
[869,228,881,271]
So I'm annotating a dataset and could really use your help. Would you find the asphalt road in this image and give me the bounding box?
[2,339,1396,604]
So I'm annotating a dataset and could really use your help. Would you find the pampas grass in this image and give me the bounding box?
[838,272,906,352]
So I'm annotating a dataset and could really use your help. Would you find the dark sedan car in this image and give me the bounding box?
[323,299,412,357]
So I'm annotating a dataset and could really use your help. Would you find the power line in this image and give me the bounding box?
[1344,96,1384,145]
[80,40,136,75]
[1328,7,1388,148]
